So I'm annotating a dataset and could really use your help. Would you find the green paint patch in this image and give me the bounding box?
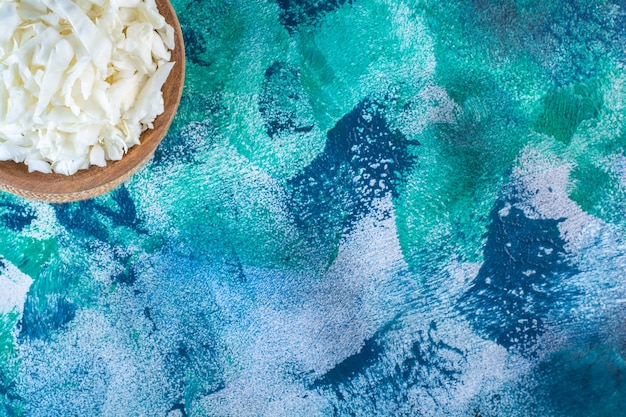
[27,255,78,309]
[296,0,435,132]
[0,231,56,280]
[561,74,626,225]
[570,157,626,226]
[151,145,304,270]
[535,80,603,145]
[570,161,611,214]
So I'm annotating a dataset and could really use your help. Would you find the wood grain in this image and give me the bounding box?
[0,0,185,203]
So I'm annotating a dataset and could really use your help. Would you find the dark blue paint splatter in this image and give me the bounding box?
[20,296,76,340]
[0,201,35,232]
[313,333,384,387]
[98,186,142,229]
[54,185,144,241]
[54,200,108,241]
[178,0,213,67]
[181,26,210,66]
[143,307,157,333]
[312,320,466,416]
[113,254,140,286]
[459,191,577,353]
[276,0,354,32]
[287,98,417,245]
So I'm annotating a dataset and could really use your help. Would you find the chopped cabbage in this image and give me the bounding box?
[0,0,175,175]
[0,3,20,45]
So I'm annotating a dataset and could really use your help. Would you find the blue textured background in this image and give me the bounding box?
[2,0,626,415]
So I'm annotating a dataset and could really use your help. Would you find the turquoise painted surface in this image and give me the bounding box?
[2,0,626,415]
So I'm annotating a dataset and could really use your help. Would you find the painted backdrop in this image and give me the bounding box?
[2,0,626,415]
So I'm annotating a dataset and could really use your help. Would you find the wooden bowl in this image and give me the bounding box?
[0,0,185,203]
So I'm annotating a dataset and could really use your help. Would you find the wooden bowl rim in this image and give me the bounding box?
[0,0,185,203]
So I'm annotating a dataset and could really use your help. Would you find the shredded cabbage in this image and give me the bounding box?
[0,0,175,175]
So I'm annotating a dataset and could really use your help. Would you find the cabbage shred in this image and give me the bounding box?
[0,0,175,175]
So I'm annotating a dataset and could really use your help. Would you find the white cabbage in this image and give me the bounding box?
[0,0,175,175]
[0,3,20,45]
